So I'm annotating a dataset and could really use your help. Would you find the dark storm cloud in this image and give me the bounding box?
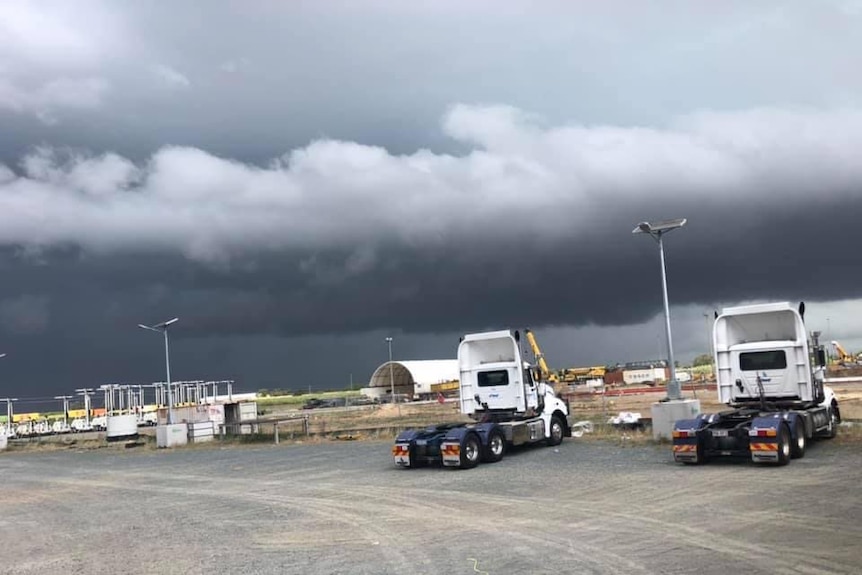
[2,103,861,343]
[2,1,862,400]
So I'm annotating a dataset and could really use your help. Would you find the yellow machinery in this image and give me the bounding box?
[559,366,606,383]
[430,380,460,396]
[524,329,561,386]
[831,340,858,366]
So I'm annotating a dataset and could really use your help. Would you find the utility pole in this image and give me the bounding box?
[54,395,73,426]
[386,336,400,417]
[76,388,94,427]
[1,398,18,433]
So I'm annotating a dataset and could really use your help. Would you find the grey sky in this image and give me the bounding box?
[1,1,861,404]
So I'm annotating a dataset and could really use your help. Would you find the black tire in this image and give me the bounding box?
[775,424,791,466]
[483,428,505,463]
[459,432,481,469]
[790,425,806,459]
[547,415,565,447]
[409,445,427,468]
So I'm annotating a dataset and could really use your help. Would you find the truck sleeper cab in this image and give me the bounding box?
[673,302,840,466]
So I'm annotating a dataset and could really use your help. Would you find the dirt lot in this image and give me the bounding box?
[1,426,860,575]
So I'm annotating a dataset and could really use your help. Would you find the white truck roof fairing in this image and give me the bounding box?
[458,330,531,415]
[714,302,815,404]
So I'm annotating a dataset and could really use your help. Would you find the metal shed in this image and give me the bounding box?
[365,359,458,400]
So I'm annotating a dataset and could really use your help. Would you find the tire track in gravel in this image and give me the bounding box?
[141,466,855,575]
[41,474,423,574]
[355,483,854,575]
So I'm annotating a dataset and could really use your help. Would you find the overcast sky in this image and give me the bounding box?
[2,1,862,408]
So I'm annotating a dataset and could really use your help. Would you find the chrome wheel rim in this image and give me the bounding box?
[552,421,563,442]
[466,439,479,462]
[490,435,504,456]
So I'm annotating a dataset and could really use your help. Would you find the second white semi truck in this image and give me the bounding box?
[673,302,840,466]
[393,329,572,469]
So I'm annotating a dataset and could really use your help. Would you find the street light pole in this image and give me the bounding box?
[633,219,687,401]
[386,336,400,417]
[657,232,678,394]
[138,317,179,425]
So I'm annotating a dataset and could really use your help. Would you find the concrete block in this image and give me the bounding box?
[156,423,189,448]
[0,433,7,451]
[651,399,701,440]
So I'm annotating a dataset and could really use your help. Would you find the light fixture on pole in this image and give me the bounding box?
[138,317,179,424]
[633,218,687,401]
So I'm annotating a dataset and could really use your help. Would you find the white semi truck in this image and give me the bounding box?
[393,329,572,469]
[673,302,840,466]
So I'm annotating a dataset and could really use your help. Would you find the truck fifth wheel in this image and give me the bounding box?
[672,302,840,466]
[392,329,572,469]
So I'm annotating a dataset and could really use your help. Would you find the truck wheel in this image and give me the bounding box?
[482,428,505,463]
[790,426,806,459]
[775,424,791,466]
[547,415,565,447]
[824,408,838,439]
[459,432,481,469]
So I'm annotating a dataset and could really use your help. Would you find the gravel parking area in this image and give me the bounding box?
[0,437,859,575]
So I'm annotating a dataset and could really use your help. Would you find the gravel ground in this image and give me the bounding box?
[0,437,859,575]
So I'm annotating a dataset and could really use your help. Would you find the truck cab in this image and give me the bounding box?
[674,302,839,466]
[458,330,539,416]
[715,302,824,406]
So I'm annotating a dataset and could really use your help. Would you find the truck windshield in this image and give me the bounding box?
[477,370,509,387]
[739,350,787,371]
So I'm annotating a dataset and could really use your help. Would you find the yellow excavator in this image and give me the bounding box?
[831,340,859,366]
[524,329,561,387]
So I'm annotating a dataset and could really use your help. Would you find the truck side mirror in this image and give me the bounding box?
[514,330,520,342]
[815,348,826,367]
[798,301,806,321]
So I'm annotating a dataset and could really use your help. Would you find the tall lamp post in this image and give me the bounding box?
[138,317,179,424]
[633,219,687,401]
[385,336,400,417]
[0,354,8,436]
